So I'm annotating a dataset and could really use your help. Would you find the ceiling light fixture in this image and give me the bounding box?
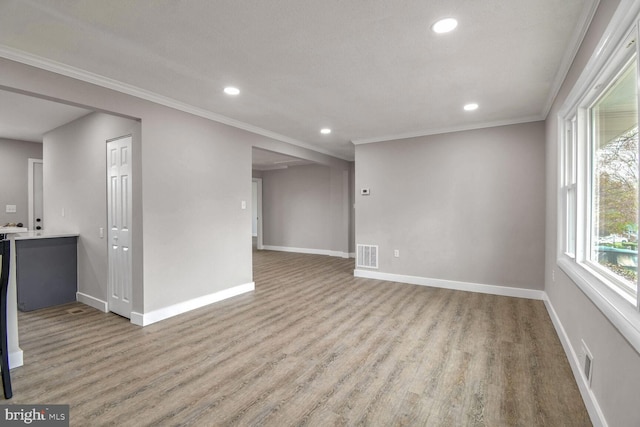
[224,87,240,95]
[464,103,479,111]
[320,128,331,134]
[432,18,458,34]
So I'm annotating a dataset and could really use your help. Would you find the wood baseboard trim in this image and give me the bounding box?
[353,269,545,300]
[130,312,144,326]
[76,292,108,312]
[263,245,349,258]
[9,349,23,369]
[133,282,255,327]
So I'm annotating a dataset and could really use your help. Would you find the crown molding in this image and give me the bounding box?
[0,45,353,161]
[351,114,544,145]
[559,0,640,120]
[542,0,601,117]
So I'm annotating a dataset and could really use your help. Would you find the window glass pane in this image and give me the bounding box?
[564,116,577,257]
[571,118,577,184]
[567,186,576,256]
[565,120,576,185]
[590,56,638,295]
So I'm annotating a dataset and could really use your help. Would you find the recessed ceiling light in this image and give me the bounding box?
[464,103,479,111]
[432,18,458,34]
[224,87,240,95]
[320,128,332,135]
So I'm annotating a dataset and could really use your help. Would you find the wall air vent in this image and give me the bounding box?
[581,339,594,386]
[356,244,378,269]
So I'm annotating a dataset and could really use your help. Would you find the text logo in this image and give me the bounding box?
[1,405,69,426]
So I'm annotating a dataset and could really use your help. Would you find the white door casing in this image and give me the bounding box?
[107,136,133,318]
[252,178,263,250]
[28,158,44,231]
[252,181,258,236]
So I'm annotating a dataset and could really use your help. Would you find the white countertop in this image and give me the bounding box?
[14,231,80,240]
[0,226,28,234]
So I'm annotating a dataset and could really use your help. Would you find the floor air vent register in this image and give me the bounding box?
[356,244,379,269]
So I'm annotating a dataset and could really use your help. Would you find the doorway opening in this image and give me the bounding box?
[27,158,43,231]
[250,146,318,264]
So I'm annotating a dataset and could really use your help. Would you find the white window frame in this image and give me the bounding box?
[561,116,577,258]
[585,54,638,299]
[557,0,640,354]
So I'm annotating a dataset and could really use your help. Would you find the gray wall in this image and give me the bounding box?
[262,164,332,251]
[0,138,42,226]
[43,112,140,308]
[0,56,350,316]
[257,163,353,256]
[141,107,256,311]
[355,121,546,289]
[545,0,640,425]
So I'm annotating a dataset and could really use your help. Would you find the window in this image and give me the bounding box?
[561,39,638,304]
[588,57,638,298]
[562,116,577,257]
[558,6,640,351]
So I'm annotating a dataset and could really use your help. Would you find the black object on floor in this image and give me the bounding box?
[0,239,13,399]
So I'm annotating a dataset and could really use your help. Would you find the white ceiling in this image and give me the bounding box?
[0,0,598,160]
[252,147,316,171]
[0,90,91,142]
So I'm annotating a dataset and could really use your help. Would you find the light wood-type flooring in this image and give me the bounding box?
[3,250,590,426]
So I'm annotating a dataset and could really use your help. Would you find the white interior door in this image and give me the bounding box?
[107,136,132,318]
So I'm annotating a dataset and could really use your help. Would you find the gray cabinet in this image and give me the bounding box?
[15,236,77,311]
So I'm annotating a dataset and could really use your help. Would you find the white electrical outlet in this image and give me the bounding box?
[5,205,16,213]
[394,249,400,258]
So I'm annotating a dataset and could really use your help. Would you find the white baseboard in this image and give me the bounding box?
[263,245,350,258]
[77,292,108,312]
[9,349,23,369]
[544,296,608,427]
[130,311,144,326]
[131,282,255,327]
[353,269,545,300]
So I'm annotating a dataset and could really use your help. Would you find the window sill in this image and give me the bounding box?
[557,257,640,355]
